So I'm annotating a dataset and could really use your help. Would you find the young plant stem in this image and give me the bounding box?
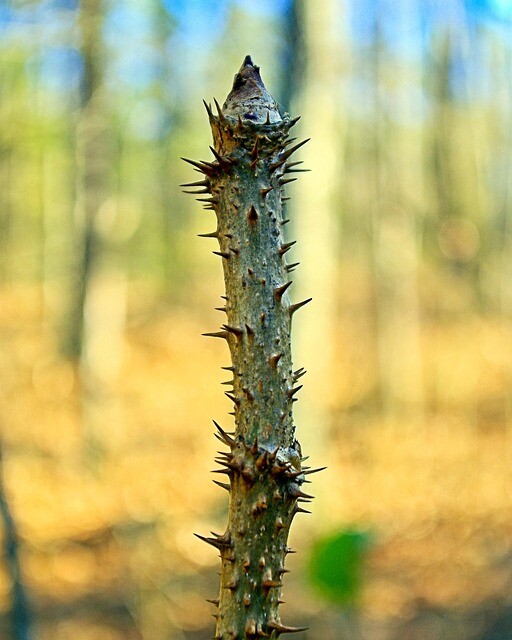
[183,56,318,640]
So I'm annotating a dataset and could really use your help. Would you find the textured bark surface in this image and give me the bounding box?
[182,56,320,640]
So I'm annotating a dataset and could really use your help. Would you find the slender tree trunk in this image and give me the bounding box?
[183,56,320,640]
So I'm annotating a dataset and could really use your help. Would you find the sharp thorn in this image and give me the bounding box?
[183,187,210,194]
[287,115,301,128]
[202,330,229,340]
[303,466,327,475]
[269,353,283,368]
[222,324,243,337]
[205,597,219,606]
[198,231,219,238]
[247,204,259,225]
[250,137,260,159]
[278,241,297,256]
[213,480,230,491]
[225,392,240,405]
[180,179,210,187]
[274,281,293,301]
[213,98,228,124]
[197,196,219,203]
[280,138,310,161]
[267,622,308,634]
[289,298,312,315]
[213,420,235,446]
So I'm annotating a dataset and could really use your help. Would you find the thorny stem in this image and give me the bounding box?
[183,56,319,640]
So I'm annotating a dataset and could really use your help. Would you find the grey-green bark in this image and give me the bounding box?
[183,57,319,640]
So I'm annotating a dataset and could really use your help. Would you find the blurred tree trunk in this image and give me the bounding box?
[427,30,485,306]
[63,0,127,463]
[0,146,13,281]
[62,0,110,359]
[280,0,303,115]
[369,1,425,423]
[292,0,347,454]
[0,441,32,640]
[151,0,178,292]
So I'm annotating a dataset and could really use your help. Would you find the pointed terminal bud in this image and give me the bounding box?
[222,55,281,124]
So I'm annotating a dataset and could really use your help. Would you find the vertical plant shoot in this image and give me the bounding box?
[182,56,321,640]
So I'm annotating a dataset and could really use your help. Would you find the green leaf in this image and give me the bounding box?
[308,527,372,605]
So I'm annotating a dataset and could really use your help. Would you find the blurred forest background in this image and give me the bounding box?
[1,0,512,638]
